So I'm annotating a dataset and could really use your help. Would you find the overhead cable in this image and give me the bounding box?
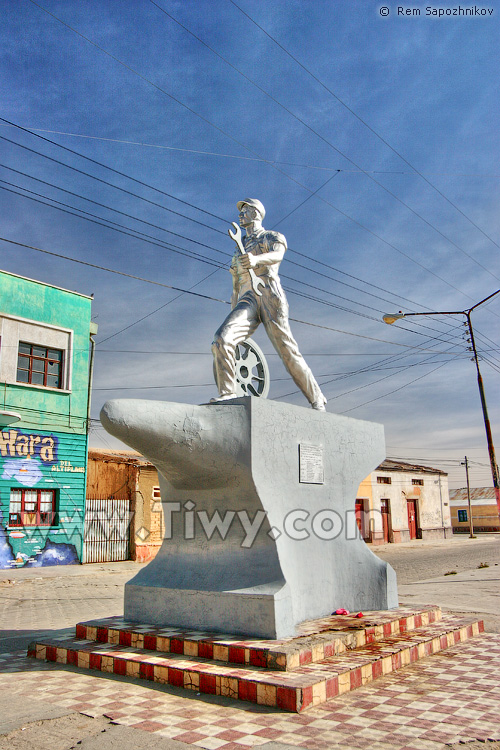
[153,0,499,283]
[0,118,461,317]
[24,5,486,304]
[228,0,500,254]
[2,235,465,349]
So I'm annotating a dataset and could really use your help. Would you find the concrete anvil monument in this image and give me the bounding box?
[101,199,397,639]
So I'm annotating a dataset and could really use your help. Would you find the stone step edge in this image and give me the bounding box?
[74,606,442,671]
[28,617,483,713]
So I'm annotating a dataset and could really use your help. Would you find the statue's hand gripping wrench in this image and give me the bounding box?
[228,222,265,297]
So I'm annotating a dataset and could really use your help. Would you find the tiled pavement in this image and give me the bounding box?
[73,606,442,671]
[1,635,499,749]
[28,611,482,712]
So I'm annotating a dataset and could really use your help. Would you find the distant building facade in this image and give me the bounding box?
[0,270,94,568]
[86,448,164,563]
[449,487,500,533]
[356,459,452,544]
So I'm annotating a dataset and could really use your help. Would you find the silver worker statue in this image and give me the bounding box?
[211,199,327,410]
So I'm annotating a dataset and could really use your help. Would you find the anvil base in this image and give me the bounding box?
[100,397,398,639]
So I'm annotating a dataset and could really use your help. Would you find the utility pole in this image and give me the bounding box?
[383,289,500,523]
[465,311,500,510]
[461,456,475,538]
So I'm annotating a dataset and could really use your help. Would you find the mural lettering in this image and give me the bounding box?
[51,460,85,474]
[0,430,58,463]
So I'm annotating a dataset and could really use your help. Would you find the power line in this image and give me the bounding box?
[1,141,438,324]
[3,235,466,349]
[2,125,498,177]
[0,180,390,323]
[24,6,488,306]
[98,268,221,344]
[0,182,227,270]
[3,167,477,346]
[276,324,465,400]
[325,341,464,405]
[1,154,469,341]
[0,135,227,240]
[94,349,468,356]
[153,0,499,284]
[339,358,455,415]
[271,171,341,228]
[3,123,499,179]
[228,0,500,254]
[1,118,463,320]
[3,168,451,327]
[91,360,463,392]
[292,328,460,401]
[0,236,229,304]
[0,119,226,227]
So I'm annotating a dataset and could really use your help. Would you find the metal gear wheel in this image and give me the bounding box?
[234,338,270,398]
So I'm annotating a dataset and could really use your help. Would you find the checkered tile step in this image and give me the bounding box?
[74,606,441,671]
[28,613,483,712]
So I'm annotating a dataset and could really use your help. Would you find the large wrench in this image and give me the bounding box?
[228,221,265,297]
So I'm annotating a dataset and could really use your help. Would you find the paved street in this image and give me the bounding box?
[374,535,500,633]
[373,534,500,584]
[0,535,499,750]
[1,535,499,653]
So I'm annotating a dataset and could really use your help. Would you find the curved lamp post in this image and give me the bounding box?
[383,289,500,520]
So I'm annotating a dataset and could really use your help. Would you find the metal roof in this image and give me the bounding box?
[449,487,497,504]
[377,459,447,476]
[87,447,154,467]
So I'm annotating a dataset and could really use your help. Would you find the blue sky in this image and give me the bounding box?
[1,0,499,488]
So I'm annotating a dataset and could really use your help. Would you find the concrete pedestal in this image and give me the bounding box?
[100,397,397,639]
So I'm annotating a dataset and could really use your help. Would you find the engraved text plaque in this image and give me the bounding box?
[299,443,324,484]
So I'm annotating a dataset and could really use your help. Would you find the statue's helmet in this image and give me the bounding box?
[237,198,265,220]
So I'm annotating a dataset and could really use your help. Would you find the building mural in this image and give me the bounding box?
[0,269,94,568]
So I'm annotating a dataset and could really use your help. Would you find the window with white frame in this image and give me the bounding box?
[17,343,64,388]
[0,314,72,391]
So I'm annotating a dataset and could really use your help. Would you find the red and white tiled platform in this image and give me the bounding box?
[1,633,499,749]
[27,607,484,712]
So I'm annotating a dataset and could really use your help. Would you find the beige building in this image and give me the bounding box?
[356,459,452,544]
[85,452,453,560]
[86,449,164,562]
[449,487,500,533]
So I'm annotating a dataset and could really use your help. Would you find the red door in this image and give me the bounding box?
[407,500,417,539]
[355,499,365,539]
[381,499,390,542]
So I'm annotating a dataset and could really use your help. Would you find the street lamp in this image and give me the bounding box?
[383,289,500,520]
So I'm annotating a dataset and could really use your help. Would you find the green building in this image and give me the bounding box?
[0,269,95,568]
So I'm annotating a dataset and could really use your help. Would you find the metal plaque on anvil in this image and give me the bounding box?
[299,443,324,484]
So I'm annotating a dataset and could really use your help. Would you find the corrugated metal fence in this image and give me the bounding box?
[83,498,131,563]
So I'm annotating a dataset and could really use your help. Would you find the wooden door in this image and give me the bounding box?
[407,500,418,539]
[380,499,390,542]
